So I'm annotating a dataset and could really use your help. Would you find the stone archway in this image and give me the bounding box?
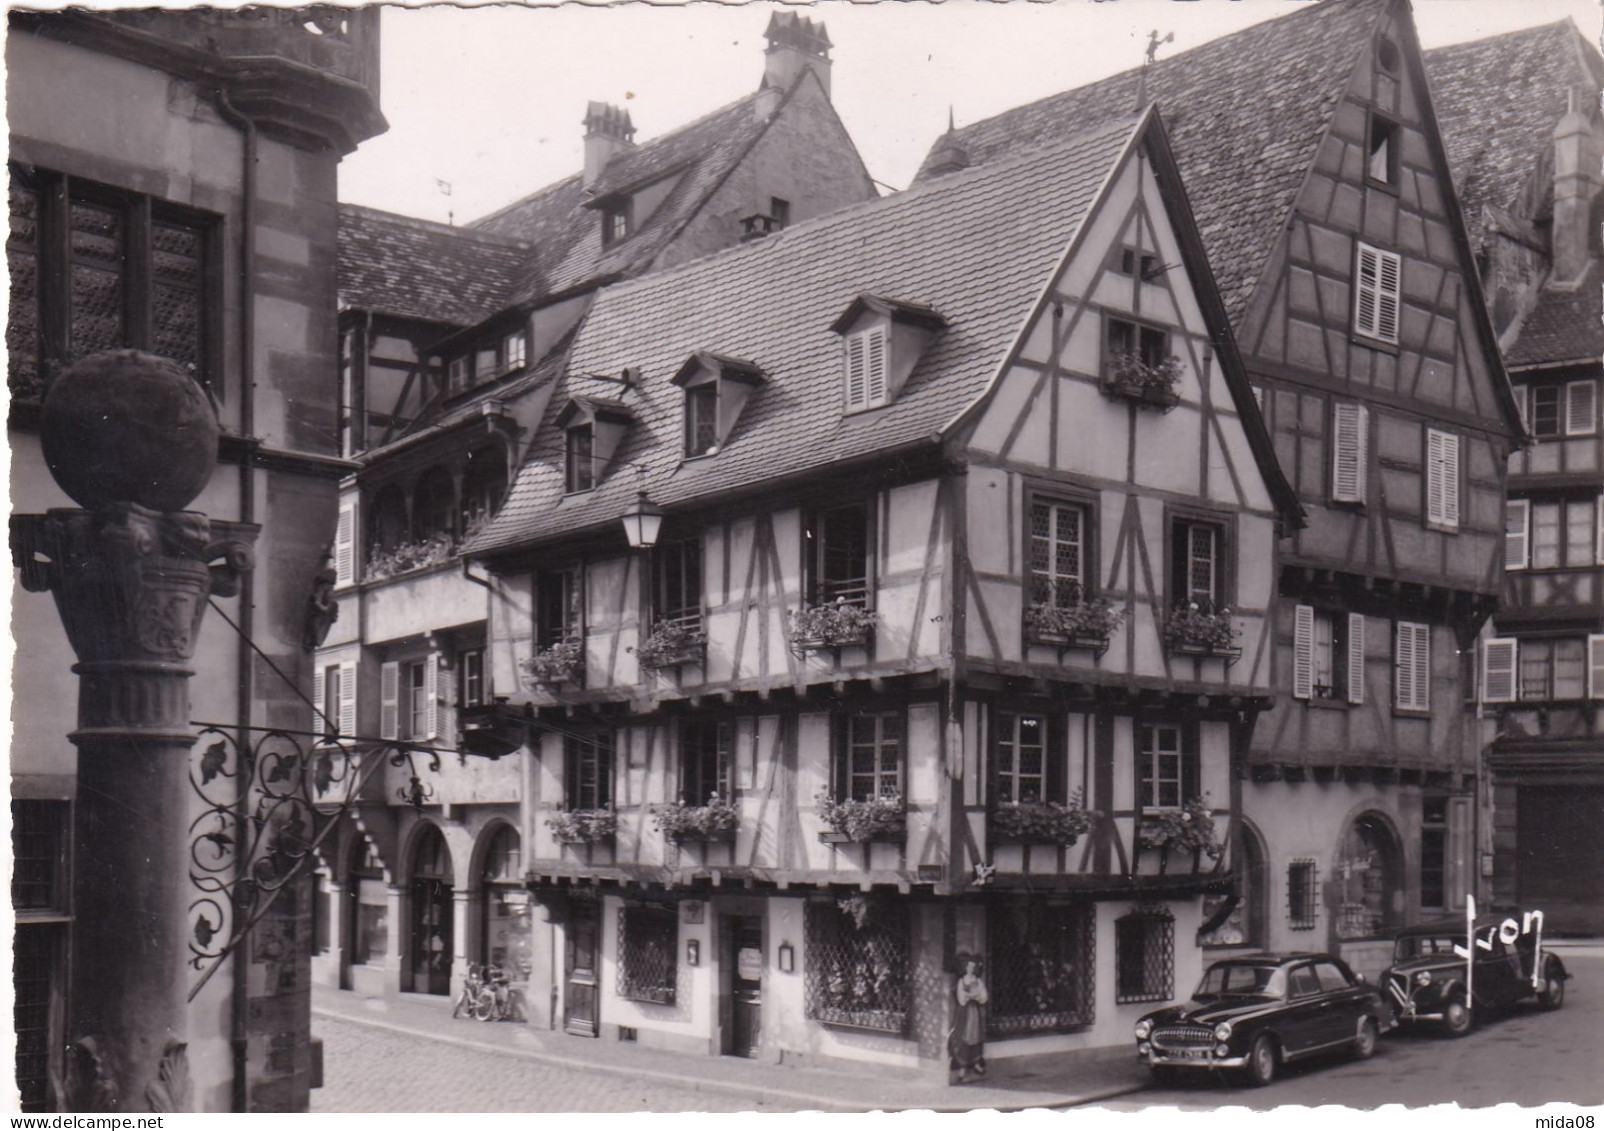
[1333,811,1404,941]
[407,823,453,995]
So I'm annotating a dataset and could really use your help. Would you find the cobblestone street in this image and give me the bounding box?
[311,1015,774,1112]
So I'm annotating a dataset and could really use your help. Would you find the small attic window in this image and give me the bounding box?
[603,201,632,246]
[673,351,765,457]
[504,331,528,372]
[1117,247,1160,278]
[1376,36,1400,75]
[565,425,595,493]
[829,294,946,416]
[845,326,889,411]
[1367,115,1398,186]
[770,197,791,229]
[448,356,471,393]
[686,385,718,457]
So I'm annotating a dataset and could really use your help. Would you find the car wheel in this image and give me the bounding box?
[1442,997,1472,1037]
[472,988,497,1022]
[1245,1035,1277,1087]
[1538,967,1565,1011]
[1353,1016,1379,1060]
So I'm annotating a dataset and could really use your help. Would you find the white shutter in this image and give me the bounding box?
[1396,621,1430,711]
[866,325,888,405]
[1354,243,1401,344]
[312,663,326,736]
[1376,248,1401,343]
[1427,429,1460,529]
[339,660,357,737]
[1482,638,1518,704]
[1332,402,1368,503]
[335,504,355,586]
[1506,498,1530,570]
[845,333,867,410]
[1566,380,1597,436]
[1597,495,1604,565]
[1293,604,1315,700]
[1355,244,1381,338]
[423,653,440,740]
[1394,622,1414,709]
[1347,613,1366,705]
[1588,634,1604,699]
[1415,623,1431,711]
[379,661,399,740]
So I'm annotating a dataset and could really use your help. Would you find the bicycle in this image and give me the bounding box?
[472,964,523,1022]
[452,963,487,1020]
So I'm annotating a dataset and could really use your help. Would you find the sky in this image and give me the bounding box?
[339,0,1604,227]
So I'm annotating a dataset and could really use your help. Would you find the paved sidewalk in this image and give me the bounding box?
[312,985,1149,1112]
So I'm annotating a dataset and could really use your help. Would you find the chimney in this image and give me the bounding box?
[1551,85,1602,283]
[757,11,832,119]
[583,101,636,188]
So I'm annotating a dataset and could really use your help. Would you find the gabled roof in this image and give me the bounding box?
[1506,262,1604,370]
[468,113,1249,556]
[1425,19,1604,238]
[913,0,1390,325]
[337,204,531,325]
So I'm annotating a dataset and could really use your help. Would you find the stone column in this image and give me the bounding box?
[10,350,254,1112]
[453,888,475,999]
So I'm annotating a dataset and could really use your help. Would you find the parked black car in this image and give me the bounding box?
[1382,917,1567,1036]
[1134,953,1392,1087]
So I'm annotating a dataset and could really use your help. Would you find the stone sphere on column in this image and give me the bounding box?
[41,350,220,512]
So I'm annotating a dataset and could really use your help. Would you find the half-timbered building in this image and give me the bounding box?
[310,14,878,1002]
[919,0,1526,979]
[1428,21,1604,934]
[462,105,1301,1074]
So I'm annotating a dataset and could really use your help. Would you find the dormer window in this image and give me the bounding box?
[602,202,632,246]
[565,425,594,493]
[504,331,527,372]
[475,341,498,380]
[829,294,946,415]
[672,351,765,458]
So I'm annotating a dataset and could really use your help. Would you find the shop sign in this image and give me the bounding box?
[737,947,763,981]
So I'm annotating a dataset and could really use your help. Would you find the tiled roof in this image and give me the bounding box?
[337,204,530,325]
[467,115,1145,555]
[913,0,1389,326]
[1506,262,1604,369]
[1425,20,1603,238]
[471,91,775,305]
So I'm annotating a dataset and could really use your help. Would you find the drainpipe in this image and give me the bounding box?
[214,86,258,1115]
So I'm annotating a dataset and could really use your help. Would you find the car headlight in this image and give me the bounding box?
[1213,1021,1233,1042]
[1414,971,1433,987]
[1134,1019,1153,1040]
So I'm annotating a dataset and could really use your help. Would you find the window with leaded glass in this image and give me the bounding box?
[987,902,1095,1035]
[565,425,595,493]
[618,904,678,1005]
[1138,724,1196,810]
[564,732,614,811]
[993,711,1051,804]
[6,167,215,402]
[11,800,66,914]
[807,502,871,606]
[1115,908,1174,1004]
[653,538,703,628]
[680,718,731,804]
[837,711,902,800]
[685,383,718,457]
[1171,518,1225,607]
[1028,499,1087,607]
[537,567,583,647]
[803,899,910,1033]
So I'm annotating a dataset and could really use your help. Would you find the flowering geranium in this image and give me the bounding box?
[1025,597,1125,642]
[991,788,1097,844]
[363,531,457,582]
[546,806,616,844]
[1107,349,1183,404]
[1164,600,1238,653]
[634,619,708,669]
[790,598,878,648]
[816,788,905,842]
[1138,797,1222,859]
[520,639,583,686]
[651,793,739,841]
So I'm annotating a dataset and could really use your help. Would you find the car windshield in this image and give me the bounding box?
[1394,935,1460,961]
[1195,963,1284,998]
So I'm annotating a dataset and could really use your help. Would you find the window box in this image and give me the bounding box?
[546,807,616,845]
[651,794,739,844]
[362,531,458,583]
[789,599,878,653]
[1137,799,1222,873]
[816,790,905,843]
[1024,599,1123,652]
[635,620,708,670]
[520,639,584,688]
[1102,350,1182,410]
[989,792,1096,846]
[1163,601,1241,660]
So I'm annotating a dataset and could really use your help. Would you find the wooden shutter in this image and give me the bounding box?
[845,333,867,410]
[379,660,399,740]
[1293,604,1315,700]
[1346,613,1366,705]
[1395,622,1430,711]
[1589,635,1604,699]
[1566,380,1596,436]
[1427,430,1460,529]
[865,325,888,405]
[1354,243,1401,344]
[1332,402,1368,503]
[1506,498,1530,570]
[339,660,357,737]
[1355,244,1381,338]
[423,654,439,740]
[335,504,355,586]
[1482,638,1518,704]
[1376,248,1401,343]
[312,664,326,735]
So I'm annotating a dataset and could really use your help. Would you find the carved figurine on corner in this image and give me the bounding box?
[302,546,340,650]
[949,952,989,1084]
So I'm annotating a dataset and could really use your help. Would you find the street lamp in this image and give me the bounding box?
[620,489,664,550]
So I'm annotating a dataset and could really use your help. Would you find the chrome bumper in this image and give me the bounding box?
[1143,1050,1248,1070]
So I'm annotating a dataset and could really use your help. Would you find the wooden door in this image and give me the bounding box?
[410,877,453,995]
[726,917,763,1058]
[565,901,600,1037]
